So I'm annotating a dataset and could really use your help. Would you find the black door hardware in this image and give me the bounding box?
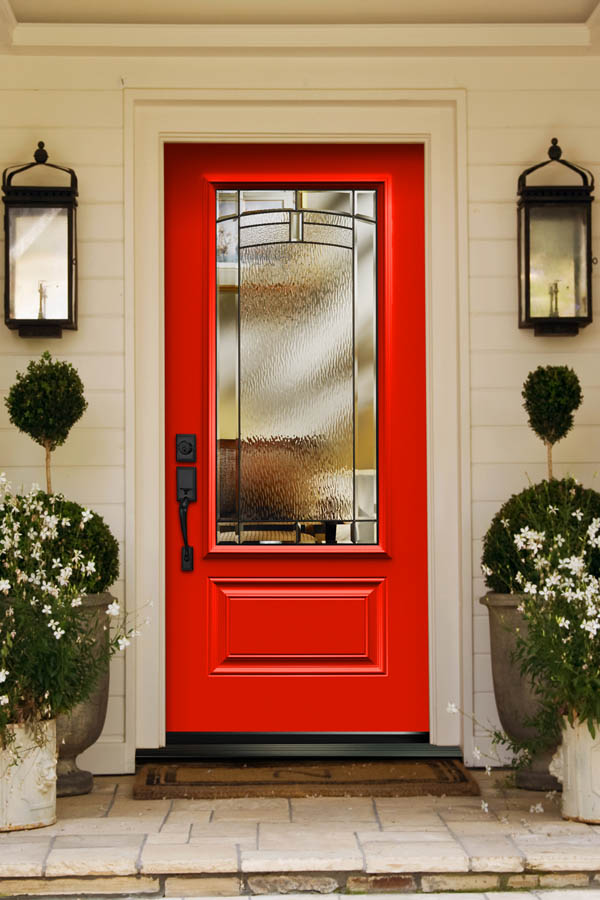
[176,433,197,463]
[177,466,196,571]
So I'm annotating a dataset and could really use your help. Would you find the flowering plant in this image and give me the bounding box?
[0,476,134,753]
[482,477,600,739]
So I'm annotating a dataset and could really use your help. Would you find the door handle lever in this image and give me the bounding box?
[176,466,196,571]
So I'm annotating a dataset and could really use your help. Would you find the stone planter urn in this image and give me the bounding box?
[56,592,111,797]
[550,718,600,822]
[480,592,560,791]
[0,719,57,831]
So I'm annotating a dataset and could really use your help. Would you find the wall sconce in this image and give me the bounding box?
[518,138,595,336]
[2,141,78,337]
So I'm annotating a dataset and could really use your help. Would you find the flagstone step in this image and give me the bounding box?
[2,772,600,896]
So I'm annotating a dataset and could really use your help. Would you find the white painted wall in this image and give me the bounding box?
[0,49,599,769]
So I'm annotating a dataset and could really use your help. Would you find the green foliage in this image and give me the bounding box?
[4,351,87,452]
[51,498,119,593]
[522,365,582,447]
[481,478,600,594]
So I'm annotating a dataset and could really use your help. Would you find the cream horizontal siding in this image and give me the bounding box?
[467,87,600,756]
[0,87,125,767]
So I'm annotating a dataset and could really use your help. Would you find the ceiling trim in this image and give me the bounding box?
[9,21,591,50]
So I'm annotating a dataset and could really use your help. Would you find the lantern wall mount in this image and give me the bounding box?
[2,141,78,338]
[518,138,596,336]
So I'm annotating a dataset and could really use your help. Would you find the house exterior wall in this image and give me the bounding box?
[0,50,599,769]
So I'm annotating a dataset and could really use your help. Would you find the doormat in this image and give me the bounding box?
[134,759,480,799]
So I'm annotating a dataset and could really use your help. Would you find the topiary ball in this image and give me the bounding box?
[522,365,582,448]
[5,351,88,451]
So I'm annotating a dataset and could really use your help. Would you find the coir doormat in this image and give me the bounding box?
[134,758,479,799]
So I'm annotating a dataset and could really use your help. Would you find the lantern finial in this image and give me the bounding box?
[33,141,48,164]
[548,138,562,161]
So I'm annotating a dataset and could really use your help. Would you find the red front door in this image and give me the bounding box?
[164,143,427,735]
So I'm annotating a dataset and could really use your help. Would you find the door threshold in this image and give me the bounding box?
[137,732,462,761]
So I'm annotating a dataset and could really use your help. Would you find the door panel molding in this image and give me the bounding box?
[126,89,471,766]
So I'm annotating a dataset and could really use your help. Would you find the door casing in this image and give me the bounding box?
[114,89,471,775]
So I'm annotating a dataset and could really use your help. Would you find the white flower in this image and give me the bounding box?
[572,509,584,521]
[118,636,131,651]
[501,518,510,528]
[81,508,93,525]
[0,695,8,706]
[42,604,52,615]
[481,564,493,577]
[53,628,65,640]
[0,669,7,683]
[84,560,96,575]
[485,765,492,776]
[530,803,544,814]
[51,558,61,569]
[548,505,558,514]
[0,579,10,594]
[473,746,482,760]
[446,701,458,714]
[107,601,120,617]
[71,597,82,607]
[481,800,489,813]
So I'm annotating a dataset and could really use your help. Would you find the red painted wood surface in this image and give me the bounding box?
[164,143,427,733]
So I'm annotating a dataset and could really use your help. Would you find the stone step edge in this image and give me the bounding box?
[0,870,597,896]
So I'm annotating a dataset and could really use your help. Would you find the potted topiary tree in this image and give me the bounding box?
[480,365,598,790]
[5,351,87,494]
[3,353,123,798]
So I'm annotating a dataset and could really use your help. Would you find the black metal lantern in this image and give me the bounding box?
[518,138,595,336]
[2,141,78,337]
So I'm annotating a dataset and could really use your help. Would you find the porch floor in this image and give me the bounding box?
[3,770,600,897]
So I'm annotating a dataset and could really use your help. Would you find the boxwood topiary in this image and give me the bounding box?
[482,477,600,594]
[4,351,88,494]
[521,365,582,480]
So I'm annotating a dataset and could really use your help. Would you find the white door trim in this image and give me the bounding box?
[124,88,471,763]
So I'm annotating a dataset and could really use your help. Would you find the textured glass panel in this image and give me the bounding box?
[303,223,353,248]
[217,214,239,522]
[240,242,353,522]
[354,521,377,544]
[8,207,69,320]
[304,212,352,228]
[217,523,239,543]
[299,191,352,214]
[355,218,377,520]
[217,190,238,220]
[240,190,295,212]
[529,205,588,317]
[240,524,298,544]
[240,223,290,247]
[217,218,238,263]
[241,211,289,226]
[356,190,376,219]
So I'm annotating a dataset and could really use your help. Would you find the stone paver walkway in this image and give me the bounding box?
[2,772,600,896]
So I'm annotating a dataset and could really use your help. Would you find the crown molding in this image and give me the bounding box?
[9,21,591,51]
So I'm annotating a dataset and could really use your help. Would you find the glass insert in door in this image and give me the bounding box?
[216,189,377,545]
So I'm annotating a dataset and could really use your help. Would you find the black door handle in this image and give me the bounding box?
[176,466,196,571]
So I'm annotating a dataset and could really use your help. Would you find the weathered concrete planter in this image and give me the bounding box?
[480,592,560,791]
[550,718,600,823]
[0,719,56,831]
[56,592,112,797]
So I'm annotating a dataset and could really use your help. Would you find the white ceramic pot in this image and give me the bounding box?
[550,717,600,823]
[0,719,57,831]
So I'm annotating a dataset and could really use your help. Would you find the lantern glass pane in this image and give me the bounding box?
[8,207,69,321]
[528,205,589,319]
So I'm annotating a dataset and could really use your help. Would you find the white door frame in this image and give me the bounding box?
[123,88,471,767]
